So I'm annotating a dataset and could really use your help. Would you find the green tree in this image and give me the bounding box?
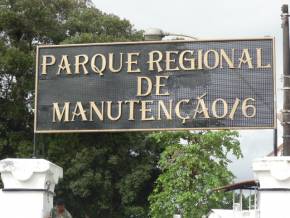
[0,1,159,217]
[149,131,242,218]
[0,0,78,159]
[0,1,243,218]
[0,0,143,159]
[43,132,163,218]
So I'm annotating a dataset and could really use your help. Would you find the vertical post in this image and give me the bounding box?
[0,158,63,218]
[239,189,243,211]
[253,157,290,218]
[33,132,37,158]
[282,5,290,156]
[249,190,252,210]
[254,189,257,210]
[274,128,278,156]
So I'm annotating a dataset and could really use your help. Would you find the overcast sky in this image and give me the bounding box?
[93,0,288,181]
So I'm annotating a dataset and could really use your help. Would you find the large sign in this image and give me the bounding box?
[34,38,276,133]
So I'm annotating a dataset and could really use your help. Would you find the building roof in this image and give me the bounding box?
[211,180,259,192]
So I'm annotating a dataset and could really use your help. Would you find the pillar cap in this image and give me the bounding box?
[253,157,290,188]
[0,158,63,190]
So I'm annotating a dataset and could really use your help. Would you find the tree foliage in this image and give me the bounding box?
[149,131,242,218]
[0,1,242,218]
[0,1,157,217]
[43,132,164,218]
[0,1,143,162]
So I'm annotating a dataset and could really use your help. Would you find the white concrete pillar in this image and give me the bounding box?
[253,157,290,218]
[0,158,63,218]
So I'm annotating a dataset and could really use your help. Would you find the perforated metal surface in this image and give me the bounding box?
[35,38,275,133]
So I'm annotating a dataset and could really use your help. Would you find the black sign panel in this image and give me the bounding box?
[34,38,275,133]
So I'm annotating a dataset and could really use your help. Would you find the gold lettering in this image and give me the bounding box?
[257,48,271,68]
[179,50,195,70]
[158,100,173,120]
[198,49,203,70]
[127,52,140,73]
[155,76,169,96]
[109,53,123,73]
[212,98,228,118]
[91,54,106,76]
[125,100,139,120]
[220,49,235,69]
[242,98,256,118]
[228,98,240,120]
[204,50,219,69]
[89,101,104,121]
[148,50,163,72]
[238,49,253,69]
[41,55,56,75]
[193,93,210,118]
[165,51,179,71]
[71,102,87,121]
[137,76,152,96]
[175,99,190,124]
[107,101,122,121]
[52,102,70,122]
[140,100,155,121]
[75,54,89,74]
[57,55,72,75]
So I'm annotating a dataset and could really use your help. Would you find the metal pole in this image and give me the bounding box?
[239,189,243,211]
[281,4,290,156]
[274,128,278,156]
[249,190,252,210]
[33,132,37,158]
